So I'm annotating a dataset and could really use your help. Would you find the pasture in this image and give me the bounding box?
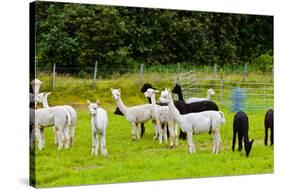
[33,72,273,188]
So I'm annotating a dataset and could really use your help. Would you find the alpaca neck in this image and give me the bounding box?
[176,90,184,102]
[150,94,156,106]
[42,95,50,108]
[206,93,211,100]
[116,97,127,115]
[167,96,181,123]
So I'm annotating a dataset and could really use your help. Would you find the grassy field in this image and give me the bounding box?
[34,72,274,188]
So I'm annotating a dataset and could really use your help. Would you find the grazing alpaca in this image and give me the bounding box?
[232,111,254,157]
[88,100,108,156]
[111,88,157,141]
[160,89,225,154]
[264,109,273,146]
[185,89,215,104]
[171,84,219,140]
[35,107,71,150]
[37,92,77,147]
[144,88,178,147]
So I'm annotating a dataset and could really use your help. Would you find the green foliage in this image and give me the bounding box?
[254,52,273,72]
[34,2,273,70]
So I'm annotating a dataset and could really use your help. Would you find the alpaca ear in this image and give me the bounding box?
[46,92,52,96]
[87,99,92,104]
[111,88,113,92]
[250,139,254,144]
[168,88,171,93]
[155,90,159,93]
[118,88,121,92]
[96,100,100,105]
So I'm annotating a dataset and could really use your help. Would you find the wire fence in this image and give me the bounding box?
[179,71,273,111]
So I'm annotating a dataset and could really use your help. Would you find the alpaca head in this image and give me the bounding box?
[160,88,172,103]
[245,139,254,157]
[144,88,159,98]
[31,79,43,95]
[29,93,35,103]
[87,100,100,116]
[37,92,52,103]
[207,89,215,95]
[111,88,121,101]
[141,83,155,93]
[172,84,182,94]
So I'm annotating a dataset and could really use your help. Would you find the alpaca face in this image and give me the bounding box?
[111,88,121,101]
[144,88,158,98]
[245,139,254,157]
[88,103,99,116]
[160,89,171,103]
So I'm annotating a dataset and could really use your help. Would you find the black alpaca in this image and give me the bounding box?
[172,84,219,140]
[232,111,254,157]
[264,109,273,146]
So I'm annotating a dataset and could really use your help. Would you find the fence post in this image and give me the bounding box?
[138,64,144,88]
[52,63,56,91]
[93,61,98,89]
[243,63,248,81]
[213,63,217,78]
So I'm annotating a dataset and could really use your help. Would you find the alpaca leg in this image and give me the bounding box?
[100,131,107,156]
[40,128,45,149]
[35,127,44,150]
[163,124,168,143]
[56,128,64,151]
[156,122,163,144]
[53,127,58,145]
[152,120,158,140]
[69,125,76,146]
[232,131,237,151]
[63,127,71,149]
[264,126,268,145]
[238,132,243,151]
[167,122,174,148]
[270,126,273,145]
[187,132,194,153]
[131,122,137,140]
[92,131,98,156]
[141,123,145,137]
[174,123,179,146]
[95,134,99,155]
[136,124,141,140]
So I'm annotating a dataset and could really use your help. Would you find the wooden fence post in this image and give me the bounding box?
[138,64,144,88]
[52,63,56,91]
[93,61,98,89]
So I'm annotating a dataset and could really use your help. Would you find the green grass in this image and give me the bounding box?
[34,73,274,188]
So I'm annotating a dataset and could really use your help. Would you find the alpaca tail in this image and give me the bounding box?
[65,110,72,128]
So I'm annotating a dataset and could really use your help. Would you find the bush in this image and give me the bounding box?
[254,53,273,73]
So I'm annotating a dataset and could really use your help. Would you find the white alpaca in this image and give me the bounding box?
[87,100,108,156]
[31,79,43,106]
[160,89,225,154]
[186,89,215,104]
[35,107,71,150]
[144,88,178,147]
[37,92,77,148]
[111,88,157,141]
